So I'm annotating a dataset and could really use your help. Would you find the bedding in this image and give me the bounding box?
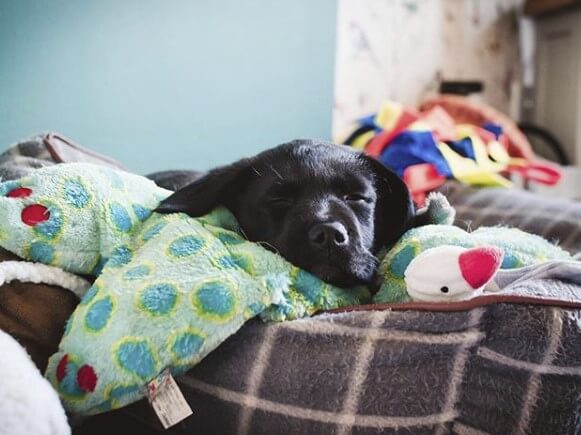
[1,134,581,433]
[122,180,581,435]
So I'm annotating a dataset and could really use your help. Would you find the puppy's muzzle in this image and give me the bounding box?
[308,222,349,249]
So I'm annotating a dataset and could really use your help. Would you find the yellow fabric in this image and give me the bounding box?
[456,125,506,173]
[488,140,528,166]
[351,130,376,150]
[437,142,513,187]
[375,101,403,131]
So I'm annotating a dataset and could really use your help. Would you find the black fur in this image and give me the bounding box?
[156,140,414,286]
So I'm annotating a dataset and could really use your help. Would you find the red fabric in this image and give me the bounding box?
[6,187,32,198]
[21,204,50,226]
[77,364,98,392]
[459,247,503,289]
[403,163,447,206]
[56,354,68,382]
[419,95,535,160]
[365,110,419,157]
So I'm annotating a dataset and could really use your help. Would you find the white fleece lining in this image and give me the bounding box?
[0,261,91,300]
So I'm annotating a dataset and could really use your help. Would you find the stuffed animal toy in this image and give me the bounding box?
[374,194,571,303]
[403,245,504,302]
[0,163,370,415]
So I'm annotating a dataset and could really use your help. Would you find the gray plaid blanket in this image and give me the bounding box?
[124,287,581,435]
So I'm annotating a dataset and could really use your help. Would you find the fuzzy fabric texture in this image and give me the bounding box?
[0,329,70,435]
[375,224,572,303]
[0,162,569,416]
[0,261,90,299]
[0,163,369,415]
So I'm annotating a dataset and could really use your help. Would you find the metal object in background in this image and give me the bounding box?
[518,122,570,165]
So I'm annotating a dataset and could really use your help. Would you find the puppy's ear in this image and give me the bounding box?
[155,158,252,217]
[364,156,415,250]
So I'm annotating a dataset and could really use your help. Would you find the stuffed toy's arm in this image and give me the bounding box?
[0,163,170,275]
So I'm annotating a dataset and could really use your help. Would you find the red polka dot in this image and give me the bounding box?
[21,204,50,226]
[56,354,68,382]
[77,364,97,393]
[7,187,32,198]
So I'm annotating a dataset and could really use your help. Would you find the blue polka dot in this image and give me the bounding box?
[110,203,133,233]
[168,235,205,258]
[29,241,54,263]
[0,180,20,196]
[216,231,244,245]
[104,170,125,189]
[58,357,85,398]
[142,222,166,242]
[116,339,156,379]
[294,270,325,304]
[34,203,63,239]
[124,265,151,281]
[245,302,265,318]
[81,284,99,305]
[389,244,417,278]
[139,283,178,316]
[501,251,520,269]
[171,331,204,360]
[107,245,133,267]
[64,179,91,208]
[132,204,151,221]
[192,281,237,321]
[109,384,140,400]
[85,296,113,332]
[217,254,253,274]
[92,256,108,276]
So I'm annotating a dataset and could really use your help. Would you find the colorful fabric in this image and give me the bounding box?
[340,99,562,204]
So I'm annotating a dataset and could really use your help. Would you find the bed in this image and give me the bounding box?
[4,133,581,435]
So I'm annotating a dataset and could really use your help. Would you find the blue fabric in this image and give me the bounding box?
[358,114,378,129]
[448,137,476,160]
[483,122,503,140]
[379,131,452,177]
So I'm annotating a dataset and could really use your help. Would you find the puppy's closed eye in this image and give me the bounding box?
[344,193,373,204]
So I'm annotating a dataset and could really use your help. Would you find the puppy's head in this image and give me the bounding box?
[156,140,413,286]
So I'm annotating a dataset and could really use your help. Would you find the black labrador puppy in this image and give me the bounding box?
[155,139,414,287]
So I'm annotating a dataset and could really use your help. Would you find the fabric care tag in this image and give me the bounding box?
[146,369,193,429]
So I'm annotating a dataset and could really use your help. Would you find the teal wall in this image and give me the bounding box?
[0,0,337,173]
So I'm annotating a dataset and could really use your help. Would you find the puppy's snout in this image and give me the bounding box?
[308,222,349,249]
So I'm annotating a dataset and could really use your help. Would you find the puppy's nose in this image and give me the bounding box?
[308,222,349,248]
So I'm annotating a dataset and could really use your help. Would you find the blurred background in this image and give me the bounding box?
[1,0,580,177]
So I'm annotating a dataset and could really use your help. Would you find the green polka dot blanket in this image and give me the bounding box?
[0,163,369,415]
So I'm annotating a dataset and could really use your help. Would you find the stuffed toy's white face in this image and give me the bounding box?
[404,245,503,302]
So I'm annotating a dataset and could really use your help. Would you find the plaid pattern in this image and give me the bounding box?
[124,291,581,435]
[439,182,581,255]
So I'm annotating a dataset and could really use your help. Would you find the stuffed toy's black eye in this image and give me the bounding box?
[440,286,449,293]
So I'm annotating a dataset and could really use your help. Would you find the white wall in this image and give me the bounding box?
[333,0,524,135]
